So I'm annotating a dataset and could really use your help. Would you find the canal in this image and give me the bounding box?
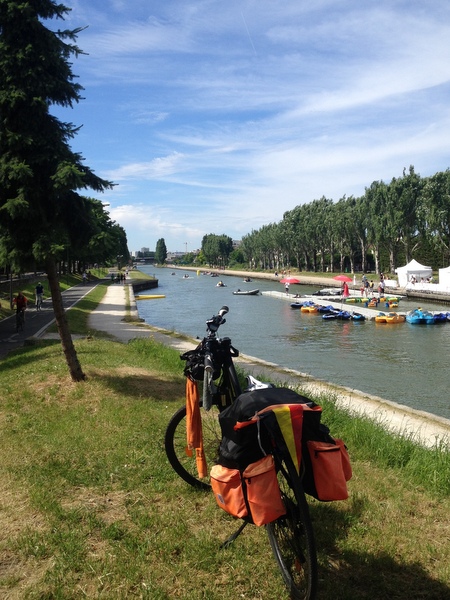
[135,267,450,421]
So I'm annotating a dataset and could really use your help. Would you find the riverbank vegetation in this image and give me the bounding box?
[1,333,449,599]
[173,166,450,278]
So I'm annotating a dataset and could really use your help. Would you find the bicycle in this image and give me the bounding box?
[15,309,25,332]
[36,294,43,311]
[164,305,318,600]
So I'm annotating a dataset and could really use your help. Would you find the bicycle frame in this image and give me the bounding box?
[202,334,242,411]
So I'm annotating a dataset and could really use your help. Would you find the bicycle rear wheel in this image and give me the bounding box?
[266,459,318,600]
[164,404,221,490]
[16,312,24,332]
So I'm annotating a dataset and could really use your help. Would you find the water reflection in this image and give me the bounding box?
[136,267,450,420]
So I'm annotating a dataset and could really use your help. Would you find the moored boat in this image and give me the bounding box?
[433,312,447,323]
[290,302,303,309]
[317,304,336,313]
[301,304,319,313]
[406,308,435,324]
[232,289,260,295]
[335,310,351,320]
[351,312,366,321]
[385,313,405,324]
[375,312,387,323]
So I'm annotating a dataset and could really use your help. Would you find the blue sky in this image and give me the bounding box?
[56,0,450,253]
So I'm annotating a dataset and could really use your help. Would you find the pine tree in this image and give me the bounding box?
[0,1,113,381]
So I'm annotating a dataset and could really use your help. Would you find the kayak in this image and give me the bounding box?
[135,294,166,300]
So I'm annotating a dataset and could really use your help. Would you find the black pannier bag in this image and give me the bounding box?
[217,387,351,501]
[217,387,323,470]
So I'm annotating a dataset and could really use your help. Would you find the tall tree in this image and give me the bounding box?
[155,238,167,264]
[0,1,113,380]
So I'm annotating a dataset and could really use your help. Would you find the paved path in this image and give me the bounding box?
[87,283,197,354]
[0,282,98,360]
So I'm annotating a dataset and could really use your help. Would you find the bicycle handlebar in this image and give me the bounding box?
[205,305,229,334]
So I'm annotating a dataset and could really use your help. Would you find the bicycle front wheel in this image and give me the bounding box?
[266,460,318,600]
[164,404,221,490]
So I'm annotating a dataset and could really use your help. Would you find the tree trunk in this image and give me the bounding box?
[45,257,86,382]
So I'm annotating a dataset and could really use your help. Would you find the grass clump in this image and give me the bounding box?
[0,337,449,599]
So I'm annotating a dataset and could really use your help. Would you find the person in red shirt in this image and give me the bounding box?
[12,291,28,313]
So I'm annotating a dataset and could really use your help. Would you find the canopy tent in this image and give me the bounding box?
[395,259,432,287]
[438,266,450,287]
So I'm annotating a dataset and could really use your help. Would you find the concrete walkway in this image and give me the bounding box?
[88,282,197,354]
[87,282,450,449]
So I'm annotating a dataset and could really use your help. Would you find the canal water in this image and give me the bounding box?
[136,267,450,421]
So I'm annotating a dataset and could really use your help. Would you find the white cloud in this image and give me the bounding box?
[61,1,450,251]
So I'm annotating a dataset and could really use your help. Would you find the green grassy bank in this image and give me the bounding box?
[0,285,449,599]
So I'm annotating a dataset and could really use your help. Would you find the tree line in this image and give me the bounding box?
[164,167,450,275]
[238,166,450,275]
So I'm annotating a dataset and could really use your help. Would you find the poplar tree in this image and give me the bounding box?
[155,238,167,264]
[0,1,113,381]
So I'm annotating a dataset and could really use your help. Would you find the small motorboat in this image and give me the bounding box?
[406,308,434,324]
[216,281,226,287]
[243,277,252,282]
[232,289,259,295]
[182,274,190,279]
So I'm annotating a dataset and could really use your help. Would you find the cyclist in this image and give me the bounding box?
[12,291,28,330]
[35,282,44,310]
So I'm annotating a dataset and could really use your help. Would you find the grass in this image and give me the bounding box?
[1,278,450,598]
[0,328,449,599]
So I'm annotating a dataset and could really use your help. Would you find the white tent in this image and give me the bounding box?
[438,266,450,287]
[395,259,432,287]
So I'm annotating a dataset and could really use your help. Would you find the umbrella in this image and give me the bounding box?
[280,277,301,284]
[333,275,352,282]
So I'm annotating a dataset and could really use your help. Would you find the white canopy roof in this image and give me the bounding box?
[438,265,450,286]
[395,259,432,287]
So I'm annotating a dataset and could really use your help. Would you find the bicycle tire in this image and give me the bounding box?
[266,459,318,600]
[16,312,24,332]
[164,404,221,490]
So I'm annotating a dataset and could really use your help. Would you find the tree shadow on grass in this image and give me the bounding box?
[95,371,184,401]
[0,339,62,370]
[310,501,450,600]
